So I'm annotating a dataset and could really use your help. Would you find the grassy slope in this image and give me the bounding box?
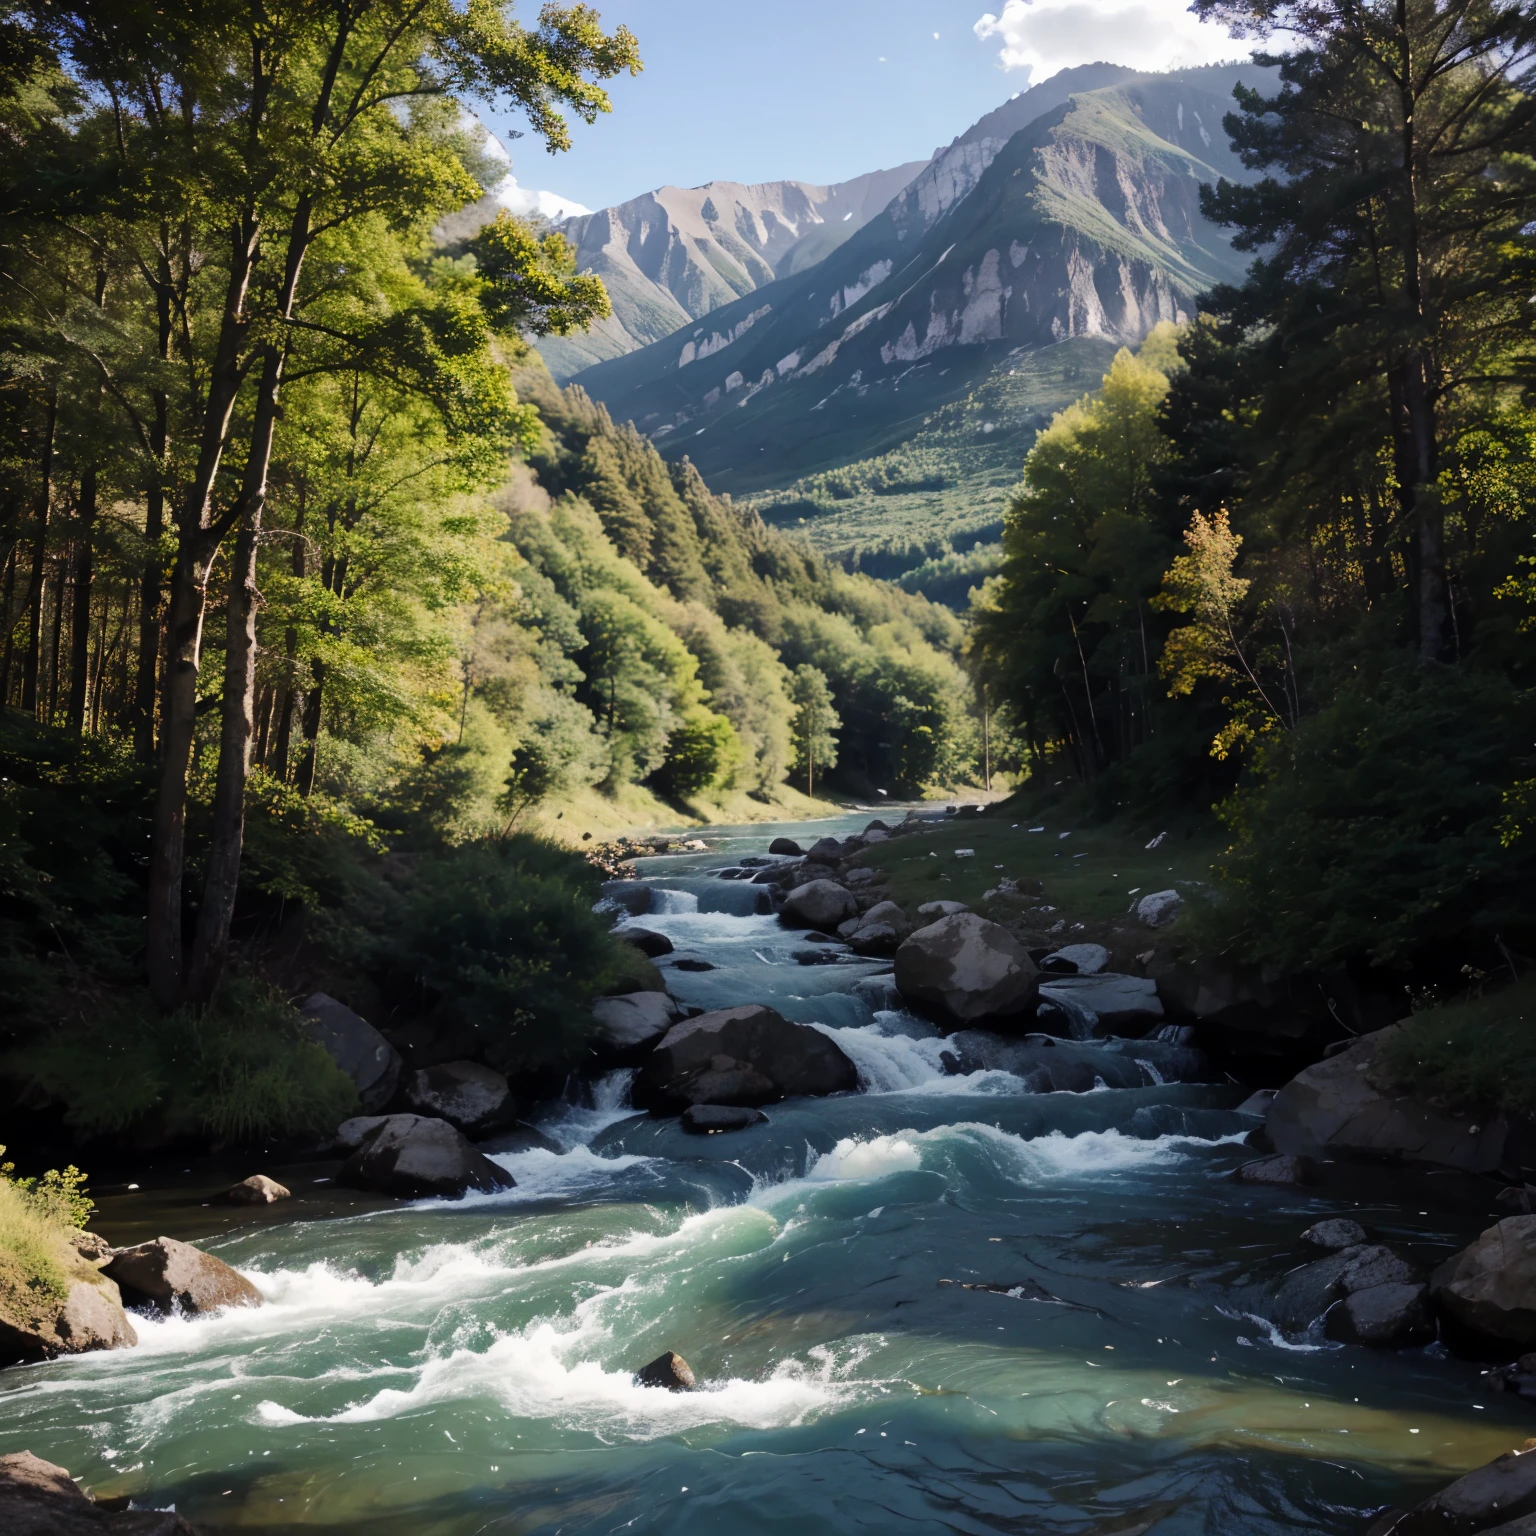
[856,796,1223,922]
[746,338,1118,582]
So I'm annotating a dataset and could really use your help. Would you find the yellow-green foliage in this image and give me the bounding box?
[0,1147,91,1332]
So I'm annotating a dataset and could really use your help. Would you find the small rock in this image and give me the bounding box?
[106,1236,263,1315]
[681,1104,769,1133]
[916,900,969,917]
[1432,1215,1536,1349]
[1340,1244,1421,1293]
[801,931,837,943]
[591,991,681,1053]
[1485,1353,1536,1397]
[769,837,803,856]
[1236,1088,1278,1118]
[1136,889,1184,929]
[227,1175,291,1206]
[1043,943,1110,975]
[619,927,674,958]
[479,1121,563,1155]
[794,947,843,966]
[864,820,890,834]
[1233,1154,1319,1186]
[671,957,717,971]
[635,1350,695,1391]
[1326,1282,1434,1347]
[0,1451,196,1534]
[598,879,653,915]
[69,1230,113,1263]
[807,836,845,860]
[1302,1218,1368,1251]
[405,1060,515,1137]
[337,1114,517,1200]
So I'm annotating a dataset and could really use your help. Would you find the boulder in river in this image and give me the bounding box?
[633,1004,857,1113]
[337,1114,516,1200]
[780,879,857,929]
[0,1268,138,1367]
[808,836,845,861]
[226,1175,290,1205]
[599,879,653,915]
[301,992,401,1114]
[106,1237,262,1316]
[1376,1447,1536,1534]
[1267,1027,1509,1172]
[1302,1218,1368,1251]
[1232,1154,1318,1186]
[894,913,1039,1026]
[681,1104,769,1133]
[1432,1216,1536,1351]
[0,1450,197,1534]
[618,926,674,958]
[847,923,899,957]
[1036,974,1163,1034]
[635,1350,695,1391]
[1325,1282,1433,1347]
[404,1060,515,1137]
[591,991,681,1054]
[768,837,803,855]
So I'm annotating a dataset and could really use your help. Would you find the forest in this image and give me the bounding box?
[971,0,1536,1003]
[0,1,978,1149]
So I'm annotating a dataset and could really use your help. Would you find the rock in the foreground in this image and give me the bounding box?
[0,1450,197,1534]
[226,1175,290,1206]
[894,913,1039,1025]
[591,991,680,1054]
[1372,1447,1536,1534]
[1325,1282,1433,1347]
[635,1351,695,1391]
[681,1104,769,1134]
[1267,1027,1508,1172]
[301,992,402,1114]
[404,1060,515,1137]
[337,1114,516,1200]
[633,1005,857,1113]
[1432,1216,1536,1350]
[105,1237,262,1316]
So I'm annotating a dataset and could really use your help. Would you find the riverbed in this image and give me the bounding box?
[0,811,1525,1533]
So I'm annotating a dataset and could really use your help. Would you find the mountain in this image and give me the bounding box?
[567,63,1272,517]
[534,161,929,381]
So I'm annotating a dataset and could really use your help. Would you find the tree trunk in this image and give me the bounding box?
[20,390,57,715]
[66,467,97,734]
[296,658,325,796]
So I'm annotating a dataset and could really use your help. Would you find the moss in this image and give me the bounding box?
[1381,976,1536,1120]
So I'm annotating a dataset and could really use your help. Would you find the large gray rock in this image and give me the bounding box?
[633,1004,857,1113]
[1302,1218,1368,1251]
[599,879,653,915]
[1136,889,1184,928]
[337,1114,516,1199]
[1432,1216,1536,1349]
[0,1450,197,1535]
[227,1175,290,1206]
[618,926,673,958]
[301,992,401,1114]
[1037,973,1163,1033]
[404,1060,514,1137]
[635,1351,695,1391]
[591,991,680,1052]
[1267,1027,1509,1171]
[847,922,899,957]
[894,913,1039,1025]
[0,1272,139,1367]
[106,1237,262,1316]
[1234,1154,1318,1186]
[1325,1282,1433,1347]
[1384,1449,1536,1534]
[681,1104,769,1133]
[780,879,857,929]
[768,837,803,855]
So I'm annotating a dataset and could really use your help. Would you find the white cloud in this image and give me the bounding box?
[973,0,1247,78]
[470,113,591,222]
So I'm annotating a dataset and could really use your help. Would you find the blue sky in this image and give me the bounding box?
[481,0,1246,213]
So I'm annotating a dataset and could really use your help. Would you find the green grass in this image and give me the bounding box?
[0,1154,91,1337]
[1381,975,1536,1119]
[855,799,1223,921]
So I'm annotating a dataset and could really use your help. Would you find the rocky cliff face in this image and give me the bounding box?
[535,162,929,381]
[570,64,1273,494]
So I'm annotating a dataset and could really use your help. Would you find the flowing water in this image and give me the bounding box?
[0,812,1525,1533]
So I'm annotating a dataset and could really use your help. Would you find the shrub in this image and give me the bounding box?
[11,979,359,1145]
[1211,660,1536,973]
[0,1145,93,1334]
[380,834,630,1075]
[1381,976,1536,1118]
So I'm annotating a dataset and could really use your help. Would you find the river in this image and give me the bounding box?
[0,811,1525,1533]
